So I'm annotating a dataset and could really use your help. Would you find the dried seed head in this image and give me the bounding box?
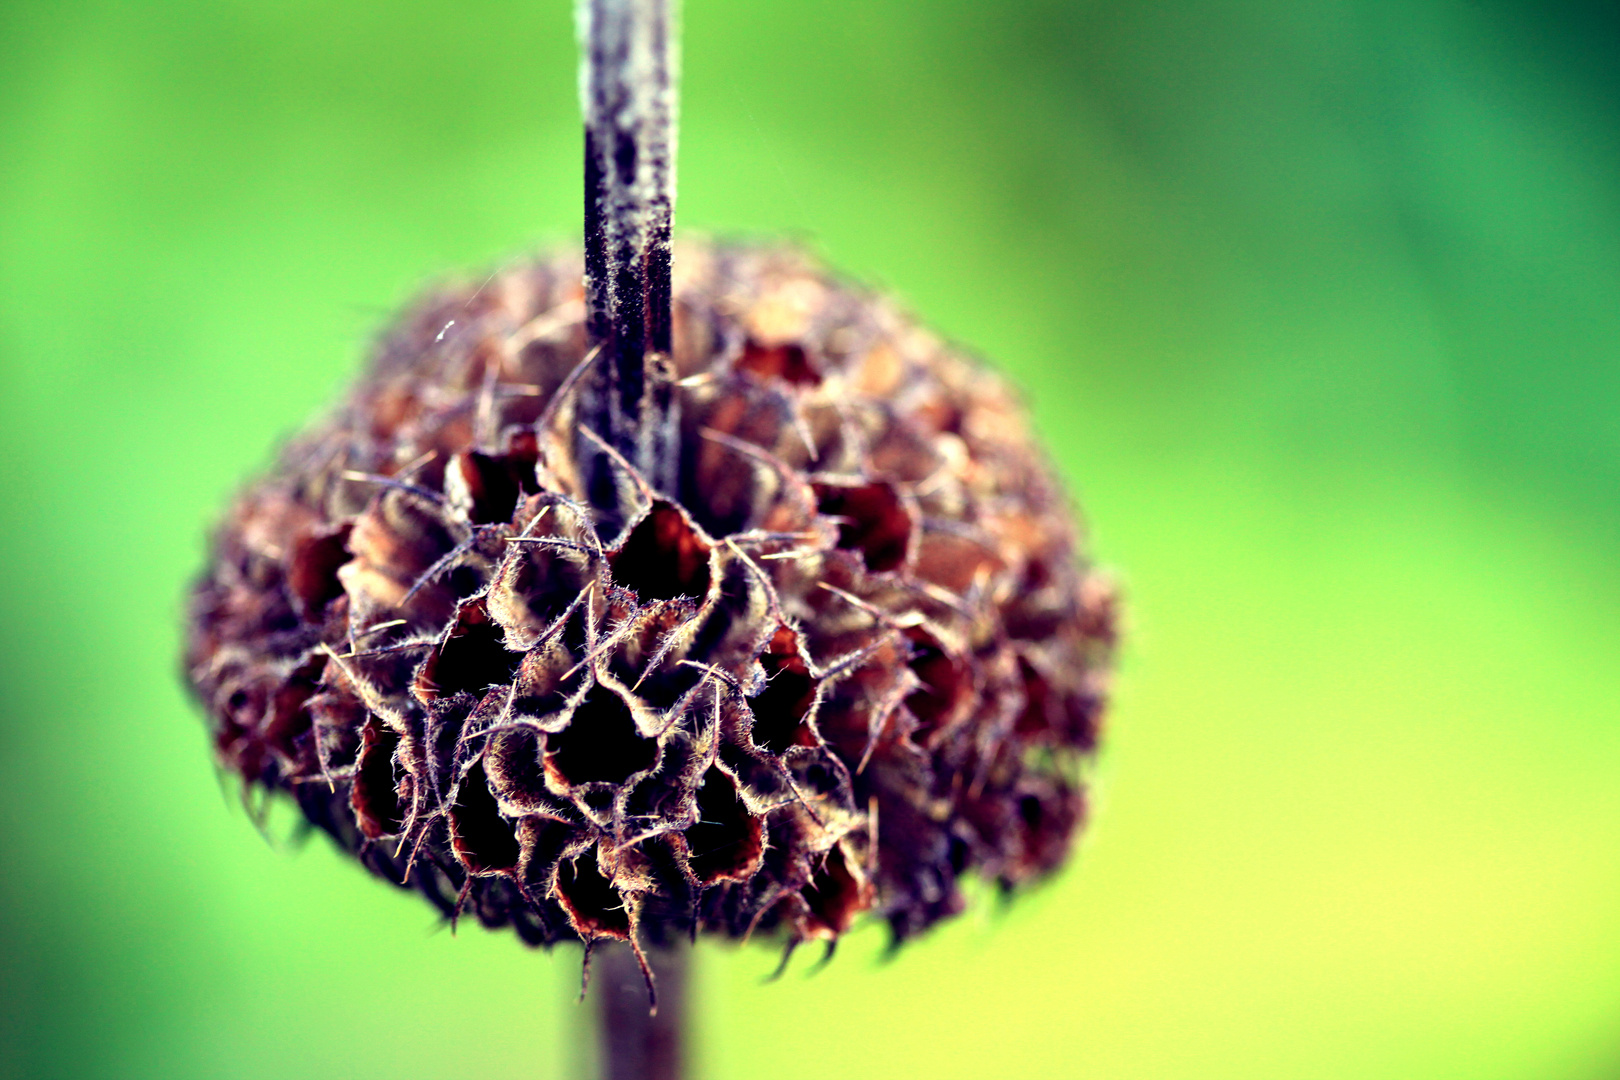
[185,241,1116,957]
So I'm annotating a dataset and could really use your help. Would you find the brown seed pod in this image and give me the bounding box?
[185,240,1116,965]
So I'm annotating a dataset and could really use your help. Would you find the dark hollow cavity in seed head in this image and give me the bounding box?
[547,684,657,787]
[814,482,911,573]
[736,340,821,387]
[747,629,818,755]
[684,768,764,884]
[609,502,712,601]
[450,760,521,874]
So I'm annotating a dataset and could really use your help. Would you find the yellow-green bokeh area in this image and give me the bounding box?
[4,1,1620,1077]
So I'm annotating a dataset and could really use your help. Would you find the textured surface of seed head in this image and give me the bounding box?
[185,241,1117,952]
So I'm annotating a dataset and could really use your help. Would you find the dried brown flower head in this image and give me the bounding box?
[185,240,1115,966]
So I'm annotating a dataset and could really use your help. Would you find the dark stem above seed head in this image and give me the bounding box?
[579,0,678,489]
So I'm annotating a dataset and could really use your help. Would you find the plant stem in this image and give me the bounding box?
[576,3,687,1070]
[578,0,677,485]
[594,940,688,1080]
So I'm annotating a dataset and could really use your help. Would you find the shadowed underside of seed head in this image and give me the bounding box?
[185,241,1116,960]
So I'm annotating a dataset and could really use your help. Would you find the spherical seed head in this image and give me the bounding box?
[185,241,1116,953]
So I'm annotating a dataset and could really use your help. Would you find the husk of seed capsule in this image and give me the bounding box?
[185,241,1115,954]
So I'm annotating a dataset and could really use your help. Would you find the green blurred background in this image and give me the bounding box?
[4,0,1620,1076]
